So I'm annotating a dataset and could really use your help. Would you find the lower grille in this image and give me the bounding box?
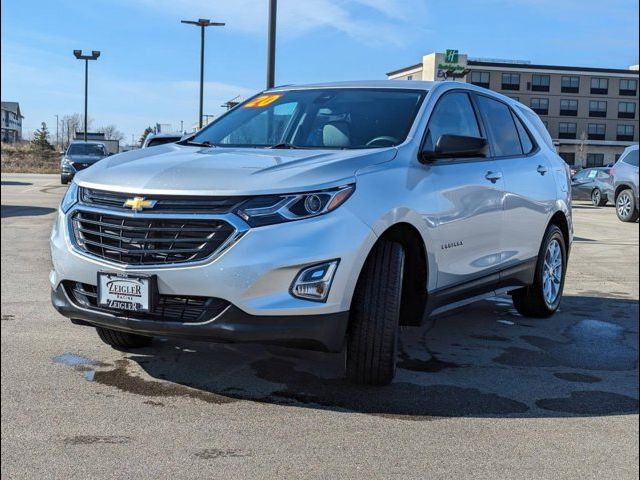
[71,210,236,265]
[72,162,92,171]
[65,282,229,323]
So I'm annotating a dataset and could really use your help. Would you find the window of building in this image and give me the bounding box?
[501,73,520,91]
[619,79,638,96]
[406,75,413,80]
[470,71,490,88]
[590,77,609,94]
[476,95,523,157]
[589,100,607,117]
[586,153,605,167]
[531,74,550,92]
[617,124,635,141]
[587,123,606,140]
[560,99,578,116]
[530,98,549,115]
[508,96,520,102]
[618,102,637,119]
[561,76,580,93]
[423,92,481,152]
[559,152,576,165]
[558,122,577,139]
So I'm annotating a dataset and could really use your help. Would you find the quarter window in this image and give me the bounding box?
[423,92,481,152]
[476,95,523,157]
[621,149,639,167]
[512,113,535,154]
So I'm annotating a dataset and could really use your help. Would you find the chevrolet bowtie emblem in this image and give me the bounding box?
[123,196,157,211]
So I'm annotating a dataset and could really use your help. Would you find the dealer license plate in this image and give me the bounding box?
[97,273,153,312]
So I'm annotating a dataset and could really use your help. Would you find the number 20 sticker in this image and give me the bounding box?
[243,94,282,108]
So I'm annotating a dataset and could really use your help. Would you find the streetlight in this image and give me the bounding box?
[181,18,225,129]
[73,49,101,142]
[55,114,59,149]
[267,0,277,89]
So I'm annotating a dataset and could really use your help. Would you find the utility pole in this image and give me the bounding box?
[73,50,101,142]
[266,0,277,89]
[181,19,225,129]
[55,114,59,149]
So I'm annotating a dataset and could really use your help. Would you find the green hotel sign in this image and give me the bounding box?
[444,49,459,63]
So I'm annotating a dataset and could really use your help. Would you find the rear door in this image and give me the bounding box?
[422,91,505,289]
[475,94,558,271]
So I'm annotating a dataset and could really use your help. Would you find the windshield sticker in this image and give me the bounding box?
[243,94,282,108]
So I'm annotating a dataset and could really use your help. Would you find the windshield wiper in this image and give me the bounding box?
[267,143,304,149]
[182,140,214,147]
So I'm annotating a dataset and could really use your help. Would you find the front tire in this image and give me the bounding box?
[61,175,70,185]
[346,241,404,386]
[511,224,567,318]
[96,327,152,349]
[616,189,639,222]
[591,188,606,207]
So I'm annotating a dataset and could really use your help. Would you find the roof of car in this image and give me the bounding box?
[268,80,437,92]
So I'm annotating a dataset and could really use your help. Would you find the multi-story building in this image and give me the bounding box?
[387,51,639,167]
[1,101,24,143]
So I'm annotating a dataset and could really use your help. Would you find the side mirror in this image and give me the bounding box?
[420,134,488,163]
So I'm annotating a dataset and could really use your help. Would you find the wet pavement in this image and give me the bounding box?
[1,173,638,479]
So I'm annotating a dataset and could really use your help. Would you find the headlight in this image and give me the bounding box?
[60,182,79,213]
[236,184,355,227]
[61,157,72,166]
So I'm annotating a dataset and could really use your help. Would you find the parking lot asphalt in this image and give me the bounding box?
[1,173,638,480]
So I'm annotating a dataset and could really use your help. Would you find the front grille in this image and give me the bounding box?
[80,187,246,213]
[72,211,236,265]
[73,162,92,171]
[65,282,230,323]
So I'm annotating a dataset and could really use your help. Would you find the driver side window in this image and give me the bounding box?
[424,92,481,151]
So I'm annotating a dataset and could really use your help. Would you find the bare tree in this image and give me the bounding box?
[98,124,125,143]
[59,113,93,149]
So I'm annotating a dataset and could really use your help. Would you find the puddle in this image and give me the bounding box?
[52,353,102,367]
[91,359,238,405]
[397,351,459,373]
[522,320,637,371]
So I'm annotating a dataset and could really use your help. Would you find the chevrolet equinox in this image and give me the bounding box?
[50,81,573,385]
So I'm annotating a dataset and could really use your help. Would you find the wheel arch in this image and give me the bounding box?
[548,210,571,255]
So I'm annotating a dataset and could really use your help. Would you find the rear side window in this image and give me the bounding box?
[512,112,535,154]
[516,105,555,150]
[476,95,522,157]
[622,150,639,167]
[424,92,481,151]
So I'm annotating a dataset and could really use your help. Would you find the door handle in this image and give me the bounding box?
[537,165,549,176]
[485,171,503,183]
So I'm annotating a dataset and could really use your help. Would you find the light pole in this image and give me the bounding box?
[73,50,100,142]
[267,0,277,89]
[55,114,59,149]
[181,18,225,129]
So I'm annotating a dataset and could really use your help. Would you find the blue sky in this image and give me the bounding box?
[2,0,638,143]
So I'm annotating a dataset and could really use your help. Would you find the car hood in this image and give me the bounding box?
[74,144,397,195]
[66,154,106,164]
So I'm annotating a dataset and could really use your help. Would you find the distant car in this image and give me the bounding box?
[569,165,581,178]
[611,145,639,222]
[60,141,109,184]
[571,167,613,206]
[142,132,184,148]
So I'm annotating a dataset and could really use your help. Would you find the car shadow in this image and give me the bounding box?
[97,295,638,419]
[1,205,56,219]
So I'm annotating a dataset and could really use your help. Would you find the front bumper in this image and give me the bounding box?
[51,283,348,351]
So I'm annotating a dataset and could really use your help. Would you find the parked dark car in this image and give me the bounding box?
[61,141,110,184]
[571,166,614,206]
[612,145,639,222]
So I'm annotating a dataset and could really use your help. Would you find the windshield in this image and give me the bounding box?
[191,88,426,149]
[67,143,107,156]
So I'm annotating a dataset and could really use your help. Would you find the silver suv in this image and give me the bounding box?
[612,145,639,222]
[50,81,572,385]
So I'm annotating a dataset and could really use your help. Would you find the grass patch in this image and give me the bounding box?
[1,143,60,174]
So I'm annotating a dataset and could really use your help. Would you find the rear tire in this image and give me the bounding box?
[512,224,567,318]
[96,327,152,349]
[591,188,606,207]
[616,189,639,223]
[346,240,404,386]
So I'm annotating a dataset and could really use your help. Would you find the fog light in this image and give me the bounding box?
[290,260,339,302]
